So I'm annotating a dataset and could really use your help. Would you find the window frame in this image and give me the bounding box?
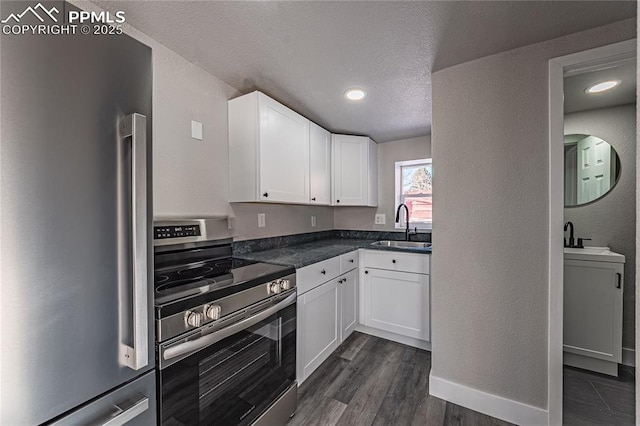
[394,158,432,230]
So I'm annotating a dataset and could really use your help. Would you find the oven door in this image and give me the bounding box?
[157,292,296,426]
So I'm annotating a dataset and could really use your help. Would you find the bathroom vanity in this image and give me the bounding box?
[563,247,625,376]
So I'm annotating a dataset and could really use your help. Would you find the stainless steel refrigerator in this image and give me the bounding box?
[1,1,155,424]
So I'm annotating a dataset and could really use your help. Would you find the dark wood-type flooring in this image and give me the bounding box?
[288,332,513,426]
[563,364,635,425]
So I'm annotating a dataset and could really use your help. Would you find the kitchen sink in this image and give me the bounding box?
[371,240,432,249]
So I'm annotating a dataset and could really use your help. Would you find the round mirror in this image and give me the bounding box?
[564,134,621,207]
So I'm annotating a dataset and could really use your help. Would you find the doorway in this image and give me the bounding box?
[548,39,637,424]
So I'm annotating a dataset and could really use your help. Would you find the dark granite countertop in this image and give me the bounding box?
[236,238,431,269]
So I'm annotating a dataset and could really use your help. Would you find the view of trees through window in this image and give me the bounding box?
[397,160,432,227]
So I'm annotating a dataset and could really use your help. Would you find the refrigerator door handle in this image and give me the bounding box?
[101,397,150,426]
[119,113,148,370]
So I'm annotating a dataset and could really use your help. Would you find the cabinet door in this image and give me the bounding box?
[259,93,310,203]
[309,122,331,205]
[332,135,368,206]
[340,270,358,342]
[363,268,430,341]
[564,260,623,363]
[297,278,339,383]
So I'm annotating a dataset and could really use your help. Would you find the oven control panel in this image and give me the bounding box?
[156,273,297,343]
[154,225,201,240]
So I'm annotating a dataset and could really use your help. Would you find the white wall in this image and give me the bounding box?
[333,135,431,231]
[431,17,635,419]
[150,38,238,218]
[564,104,636,351]
[71,0,337,240]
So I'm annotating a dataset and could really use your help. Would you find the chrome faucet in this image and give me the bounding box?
[396,204,410,241]
[564,221,574,247]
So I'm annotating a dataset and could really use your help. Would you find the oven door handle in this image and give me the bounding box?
[162,292,296,363]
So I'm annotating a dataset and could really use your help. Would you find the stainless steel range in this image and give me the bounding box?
[153,218,297,425]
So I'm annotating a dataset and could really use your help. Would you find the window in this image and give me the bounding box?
[395,158,432,229]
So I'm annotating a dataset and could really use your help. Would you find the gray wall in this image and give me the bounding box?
[431,18,635,410]
[564,104,636,351]
[333,135,431,231]
[230,203,334,241]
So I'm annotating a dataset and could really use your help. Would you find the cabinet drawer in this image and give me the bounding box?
[364,250,429,274]
[340,250,359,273]
[297,256,341,295]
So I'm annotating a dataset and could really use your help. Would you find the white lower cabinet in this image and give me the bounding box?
[297,249,430,383]
[340,269,358,342]
[564,258,624,376]
[363,268,429,340]
[297,278,340,383]
[297,252,359,384]
[361,250,431,344]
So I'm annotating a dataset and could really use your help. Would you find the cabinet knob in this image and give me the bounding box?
[311,197,316,201]
[364,270,368,274]
[263,192,269,197]
[321,269,326,275]
[336,199,340,203]
[392,259,396,264]
[349,259,354,263]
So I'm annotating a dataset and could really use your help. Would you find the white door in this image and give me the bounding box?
[332,135,368,205]
[564,259,623,363]
[309,122,331,205]
[259,94,310,203]
[339,270,358,342]
[577,136,611,204]
[363,268,430,341]
[297,279,339,383]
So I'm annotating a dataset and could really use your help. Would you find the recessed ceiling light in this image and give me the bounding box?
[345,88,366,101]
[585,80,620,94]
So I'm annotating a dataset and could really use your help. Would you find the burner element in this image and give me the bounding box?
[156,278,211,294]
[155,275,169,284]
[177,266,214,278]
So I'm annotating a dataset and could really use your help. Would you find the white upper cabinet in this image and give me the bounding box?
[228,91,310,204]
[331,134,378,206]
[309,122,331,205]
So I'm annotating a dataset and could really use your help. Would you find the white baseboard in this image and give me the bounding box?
[429,373,548,426]
[622,347,635,367]
[354,324,431,351]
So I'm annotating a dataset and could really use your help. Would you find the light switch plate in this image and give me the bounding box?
[257,213,266,228]
[311,216,317,227]
[191,120,203,140]
[375,214,386,225]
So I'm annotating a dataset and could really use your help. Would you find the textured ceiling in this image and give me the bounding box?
[93,1,636,142]
[564,61,637,114]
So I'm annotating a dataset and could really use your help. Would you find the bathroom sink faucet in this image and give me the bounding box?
[396,204,410,241]
[564,221,591,248]
[564,221,574,247]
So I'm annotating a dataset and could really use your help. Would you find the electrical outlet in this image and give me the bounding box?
[375,214,386,225]
[227,218,233,230]
[311,216,317,227]
[257,213,266,228]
